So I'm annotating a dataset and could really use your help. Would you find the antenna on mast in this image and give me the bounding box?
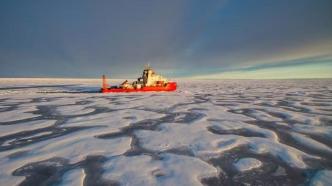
[144,63,151,70]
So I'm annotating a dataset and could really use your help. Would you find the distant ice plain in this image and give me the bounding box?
[0,78,331,186]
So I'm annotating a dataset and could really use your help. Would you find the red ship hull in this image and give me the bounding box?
[101,82,177,93]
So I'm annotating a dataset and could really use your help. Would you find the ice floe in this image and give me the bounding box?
[310,170,332,186]
[0,120,56,136]
[291,132,332,154]
[233,158,262,172]
[103,153,218,186]
[0,106,39,123]
[0,78,331,185]
[136,122,315,168]
[59,168,85,186]
[55,105,95,116]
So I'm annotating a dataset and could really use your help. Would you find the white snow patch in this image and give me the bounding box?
[136,122,315,168]
[234,158,262,172]
[103,153,217,186]
[210,120,279,141]
[246,138,314,169]
[0,129,131,184]
[56,105,95,116]
[174,102,253,121]
[291,132,332,154]
[62,109,165,135]
[310,170,332,186]
[0,174,25,186]
[293,124,332,140]
[0,120,56,136]
[0,106,39,122]
[59,168,85,186]
[22,131,53,139]
[103,155,159,185]
[248,109,283,122]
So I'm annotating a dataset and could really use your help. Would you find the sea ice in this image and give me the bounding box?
[0,106,39,123]
[233,158,262,172]
[59,168,85,186]
[0,78,331,185]
[291,132,332,154]
[310,170,332,186]
[55,105,95,116]
[0,129,131,185]
[210,120,279,141]
[0,120,56,136]
[136,122,315,168]
[293,124,332,139]
[103,153,218,186]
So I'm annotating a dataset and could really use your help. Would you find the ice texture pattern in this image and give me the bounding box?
[0,78,331,186]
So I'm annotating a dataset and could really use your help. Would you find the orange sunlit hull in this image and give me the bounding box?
[101,82,177,93]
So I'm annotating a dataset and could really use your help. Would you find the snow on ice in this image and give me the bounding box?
[0,78,331,185]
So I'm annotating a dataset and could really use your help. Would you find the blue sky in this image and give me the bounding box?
[0,0,331,78]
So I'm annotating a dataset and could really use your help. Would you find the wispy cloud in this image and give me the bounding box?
[190,55,332,79]
[0,0,331,78]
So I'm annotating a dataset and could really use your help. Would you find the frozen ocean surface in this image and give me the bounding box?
[0,78,331,186]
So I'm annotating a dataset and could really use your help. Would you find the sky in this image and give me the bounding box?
[0,0,331,79]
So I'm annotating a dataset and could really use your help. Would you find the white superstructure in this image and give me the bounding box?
[120,65,168,89]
